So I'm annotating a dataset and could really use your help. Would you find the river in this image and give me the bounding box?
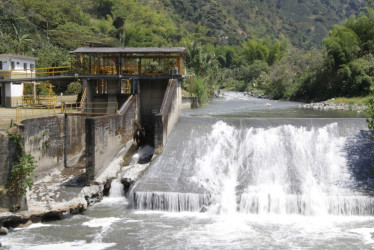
[2,91,374,249]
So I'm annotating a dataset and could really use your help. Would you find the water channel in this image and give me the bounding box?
[3,91,374,249]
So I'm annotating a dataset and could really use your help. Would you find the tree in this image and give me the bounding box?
[11,24,33,55]
[185,41,215,76]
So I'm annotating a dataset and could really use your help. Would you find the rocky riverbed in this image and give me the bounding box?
[298,99,367,113]
[0,140,152,234]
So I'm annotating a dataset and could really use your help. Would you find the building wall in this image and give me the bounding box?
[0,57,36,71]
[0,56,37,107]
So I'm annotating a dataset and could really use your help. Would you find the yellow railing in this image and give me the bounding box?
[16,105,58,123]
[80,87,87,109]
[11,95,58,107]
[0,66,70,79]
[61,102,118,115]
[15,102,118,123]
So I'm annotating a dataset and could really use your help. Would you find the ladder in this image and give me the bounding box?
[79,87,87,112]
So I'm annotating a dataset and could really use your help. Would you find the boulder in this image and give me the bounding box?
[0,227,8,235]
[70,203,85,214]
[18,220,32,228]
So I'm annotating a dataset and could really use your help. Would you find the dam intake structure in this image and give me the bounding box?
[130,117,374,216]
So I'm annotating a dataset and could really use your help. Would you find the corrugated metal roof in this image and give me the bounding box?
[0,54,39,61]
[73,47,186,54]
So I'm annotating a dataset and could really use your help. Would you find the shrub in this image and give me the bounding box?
[6,130,37,210]
[66,81,82,95]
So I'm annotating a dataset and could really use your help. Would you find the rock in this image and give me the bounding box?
[0,226,8,235]
[70,203,85,214]
[103,179,113,197]
[18,220,32,228]
[41,211,64,222]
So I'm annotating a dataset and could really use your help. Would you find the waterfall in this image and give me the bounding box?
[131,119,374,215]
[109,179,125,198]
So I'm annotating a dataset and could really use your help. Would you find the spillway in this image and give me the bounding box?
[131,117,374,216]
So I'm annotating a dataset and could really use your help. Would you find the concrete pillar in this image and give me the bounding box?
[135,79,140,122]
[85,118,95,185]
[107,80,119,113]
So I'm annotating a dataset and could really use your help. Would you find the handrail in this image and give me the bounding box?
[15,102,119,123]
[0,66,70,79]
[62,102,118,114]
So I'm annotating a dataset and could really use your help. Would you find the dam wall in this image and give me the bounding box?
[154,79,182,149]
[86,96,137,184]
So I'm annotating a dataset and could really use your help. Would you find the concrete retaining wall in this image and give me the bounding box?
[181,97,199,110]
[86,96,136,184]
[0,135,17,186]
[154,79,182,148]
[20,115,86,177]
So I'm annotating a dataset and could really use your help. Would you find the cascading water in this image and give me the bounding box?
[109,179,125,198]
[132,118,374,216]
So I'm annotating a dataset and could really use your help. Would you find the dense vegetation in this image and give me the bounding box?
[0,0,372,102]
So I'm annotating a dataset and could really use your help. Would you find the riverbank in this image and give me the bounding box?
[0,140,152,233]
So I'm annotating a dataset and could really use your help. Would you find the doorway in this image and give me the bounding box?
[0,84,2,107]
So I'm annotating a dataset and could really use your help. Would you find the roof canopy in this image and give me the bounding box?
[72,47,186,54]
[0,54,38,61]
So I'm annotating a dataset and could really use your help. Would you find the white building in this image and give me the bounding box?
[0,54,38,107]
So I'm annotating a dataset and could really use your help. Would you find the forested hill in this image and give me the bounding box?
[158,0,366,48]
[1,0,372,102]
[0,0,367,57]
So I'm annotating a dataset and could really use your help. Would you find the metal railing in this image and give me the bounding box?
[12,95,58,107]
[61,102,118,115]
[13,102,118,123]
[16,105,58,123]
[0,66,70,79]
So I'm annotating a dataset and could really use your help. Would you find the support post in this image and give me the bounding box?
[64,113,68,168]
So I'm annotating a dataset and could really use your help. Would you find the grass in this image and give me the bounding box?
[328,96,373,106]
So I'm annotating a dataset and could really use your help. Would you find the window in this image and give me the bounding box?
[0,61,2,70]
[11,61,15,70]
[121,79,131,94]
[24,63,27,70]
[30,64,35,71]
[95,79,107,94]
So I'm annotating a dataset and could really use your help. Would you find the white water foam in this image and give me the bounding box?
[82,217,121,228]
[21,241,116,250]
